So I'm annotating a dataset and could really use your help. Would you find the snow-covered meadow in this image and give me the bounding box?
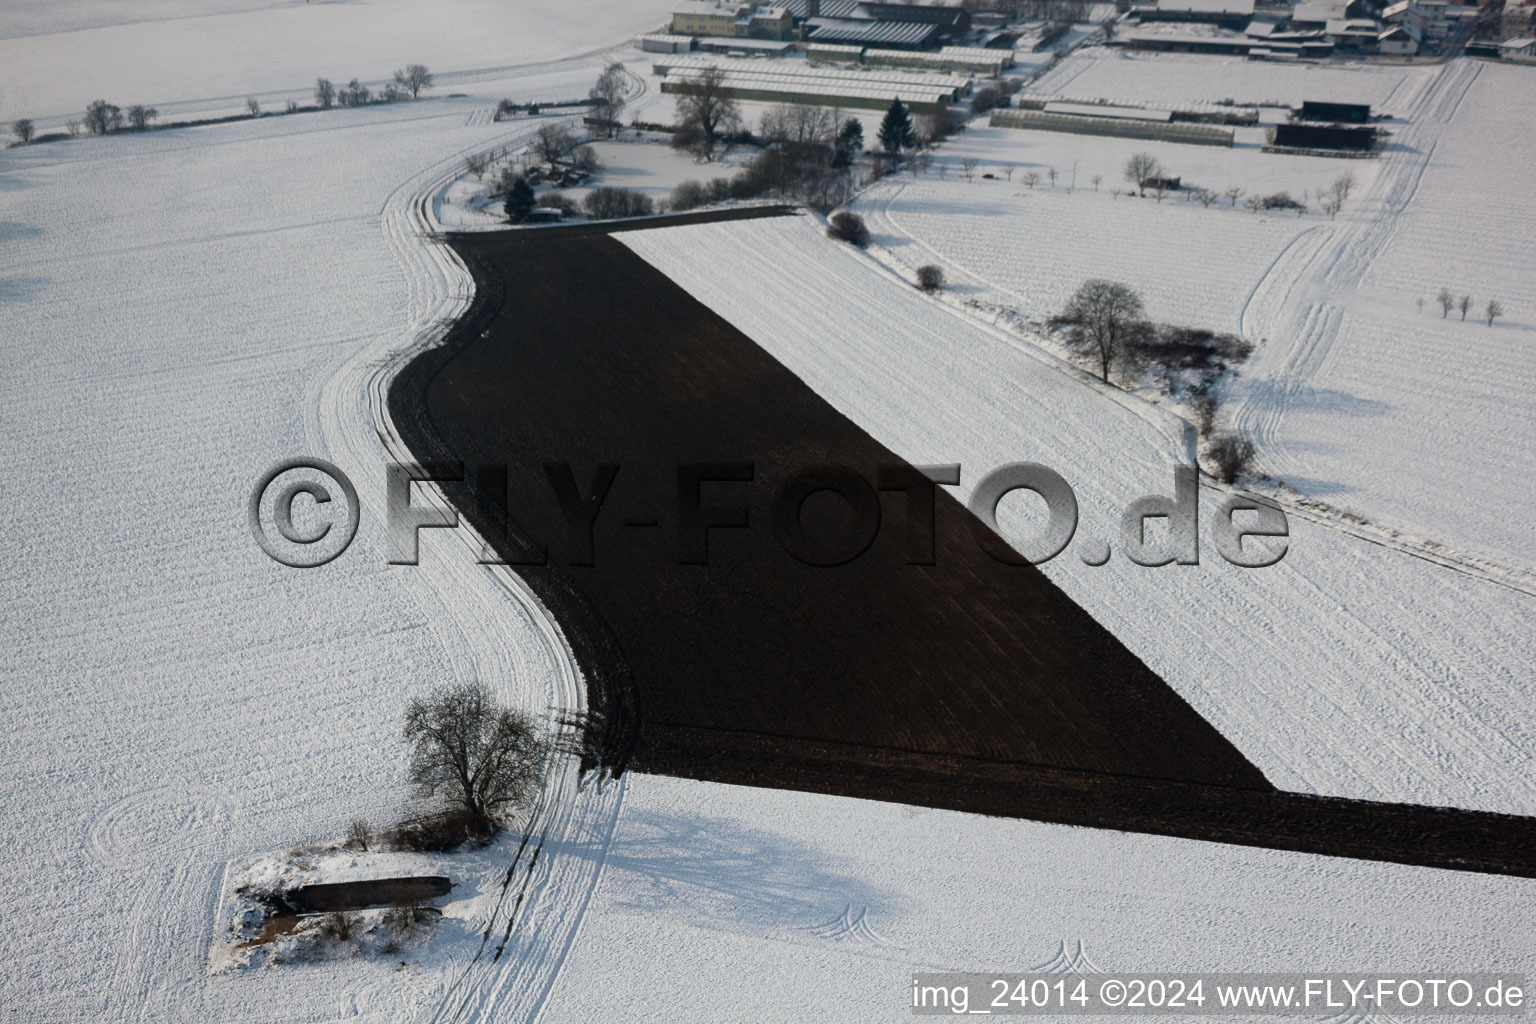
[0,63,630,1024]
[0,0,675,125]
[843,52,1535,579]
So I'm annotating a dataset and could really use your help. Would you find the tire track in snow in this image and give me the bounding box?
[1220,60,1533,590]
[307,117,625,1024]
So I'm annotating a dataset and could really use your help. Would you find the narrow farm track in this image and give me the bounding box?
[310,119,626,1024]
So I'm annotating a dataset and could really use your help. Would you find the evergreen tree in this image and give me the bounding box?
[833,117,864,168]
[504,176,536,224]
[839,117,864,151]
[877,99,914,164]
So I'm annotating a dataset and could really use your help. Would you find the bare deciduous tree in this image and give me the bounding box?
[917,264,944,292]
[394,64,433,99]
[1224,186,1244,207]
[340,79,370,107]
[1061,279,1147,383]
[1048,167,1058,188]
[403,683,549,832]
[961,157,979,181]
[533,123,574,165]
[588,62,628,137]
[464,152,490,179]
[84,100,122,135]
[673,66,741,161]
[1437,287,1454,317]
[315,77,336,109]
[1198,190,1218,208]
[345,819,372,851]
[1485,299,1503,326]
[1124,151,1161,196]
[126,104,157,130]
[1022,170,1041,188]
[1091,173,1103,191]
[246,96,261,117]
[1458,294,1472,321]
[11,118,33,144]
[1194,395,1219,437]
[1244,194,1264,213]
[1204,434,1256,484]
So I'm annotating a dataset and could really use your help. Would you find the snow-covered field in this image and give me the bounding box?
[1036,45,1437,110]
[1229,60,1536,575]
[538,773,1536,1023]
[0,0,674,124]
[854,139,1375,332]
[0,67,628,1024]
[843,53,1535,580]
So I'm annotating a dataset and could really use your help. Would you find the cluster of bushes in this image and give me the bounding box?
[583,186,655,220]
[1255,191,1304,211]
[1155,326,1256,367]
[1204,434,1256,484]
[496,99,552,120]
[1050,279,1262,482]
[667,147,852,214]
[826,212,870,248]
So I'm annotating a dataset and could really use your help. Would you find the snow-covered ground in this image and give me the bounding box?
[839,52,1535,579]
[538,773,1536,1024]
[853,133,1377,332]
[0,70,624,1024]
[1227,60,1536,576]
[0,0,675,124]
[620,212,1536,817]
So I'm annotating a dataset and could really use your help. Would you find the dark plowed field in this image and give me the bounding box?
[389,209,1536,878]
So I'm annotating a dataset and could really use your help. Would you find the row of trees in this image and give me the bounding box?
[1431,288,1503,325]
[314,65,432,110]
[8,63,432,145]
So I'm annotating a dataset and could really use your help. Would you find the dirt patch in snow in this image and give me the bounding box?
[388,207,1536,878]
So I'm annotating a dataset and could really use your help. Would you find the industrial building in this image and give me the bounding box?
[670,1,795,40]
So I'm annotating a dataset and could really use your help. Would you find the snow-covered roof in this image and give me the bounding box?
[1291,2,1347,21]
[674,0,749,15]
[1325,17,1379,32]
[805,16,938,44]
[1044,100,1174,121]
[1499,33,1536,45]
[1155,0,1256,13]
[1381,1,1410,16]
